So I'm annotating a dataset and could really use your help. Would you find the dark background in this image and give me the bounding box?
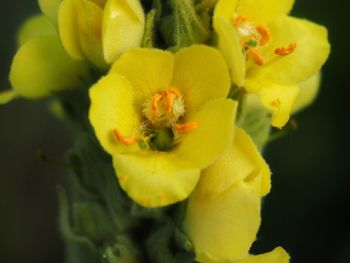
[0,0,348,262]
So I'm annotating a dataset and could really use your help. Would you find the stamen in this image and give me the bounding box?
[275,42,297,55]
[256,26,271,46]
[113,129,137,145]
[247,48,265,65]
[233,15,247,27]
[151,93,163,123]
[167,88,181,97]
[175,121,198,133]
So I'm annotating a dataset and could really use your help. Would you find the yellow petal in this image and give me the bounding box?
[213,16,245,87]
[0,90,18,105]
[89,73,141,155]
[293,72,321,113]
[184,172,263,262]
[247,16,330,86]
[173,45,230,113]
[214,0,294,24]
[38,0,62,23]
[195,127,271,200]
[17,15,56,47]
[110,48,174,111]
[75,0,107,68]
[102,0,145,64]
[10,36,89,99]
[174,99,237,169]
[236,247,290,263]
[214,0,238,22]
[236,0,294,24]
[258,82,299,128]
[113,152,200,208]
[58,0,84,59]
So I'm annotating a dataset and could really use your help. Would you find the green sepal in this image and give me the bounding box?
[72,202,117,244]
[101,235,140,263]
[142,9,157,48]
[162,0,209,50]
[237,94,272,151]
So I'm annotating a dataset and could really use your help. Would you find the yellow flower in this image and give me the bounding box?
[184,127,289,263]
[213,0,330,128]
[0,15,89,104]
[89,45,237,208]
[58,0,145,68]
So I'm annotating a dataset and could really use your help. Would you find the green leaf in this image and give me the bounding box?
[73,202,117,244]
[66,133,135,231]
[57,186,102,263]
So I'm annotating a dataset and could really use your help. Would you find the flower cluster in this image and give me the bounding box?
[1,0,330,262]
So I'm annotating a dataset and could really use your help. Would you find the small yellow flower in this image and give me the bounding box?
[89,45,237,207]
[213,0,330,128]
[0,15,89,104]
[184,127,289,262]
[58,0,145,68]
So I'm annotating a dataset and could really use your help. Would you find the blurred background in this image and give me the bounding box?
[0,0,348,262]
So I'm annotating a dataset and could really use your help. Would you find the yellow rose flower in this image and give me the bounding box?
[184,127,289,262]
[0,15,89,104]
[213,0,330,128]
[58,0,145,68]
[89,45,237,208]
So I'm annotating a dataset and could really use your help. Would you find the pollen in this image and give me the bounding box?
[275,42,297,55]
[175,121,198,133]
[256,26,271,46]
[233,15,247,27]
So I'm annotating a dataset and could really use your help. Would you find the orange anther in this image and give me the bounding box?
[275,42,297,55]
[256,26,271,46]
[151,93,163,113]
[233,15,247,27]
[165,93,176,112]
[167,88,181,97]
[175,121,198,133]
[271,99,281,108]
[113,129,137,145]
[163,88,182,113]
[247,48,265,66]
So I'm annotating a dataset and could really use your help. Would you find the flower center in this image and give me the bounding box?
[231,14,297,66]
[144,88,185,127]
[113,88,197,151]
